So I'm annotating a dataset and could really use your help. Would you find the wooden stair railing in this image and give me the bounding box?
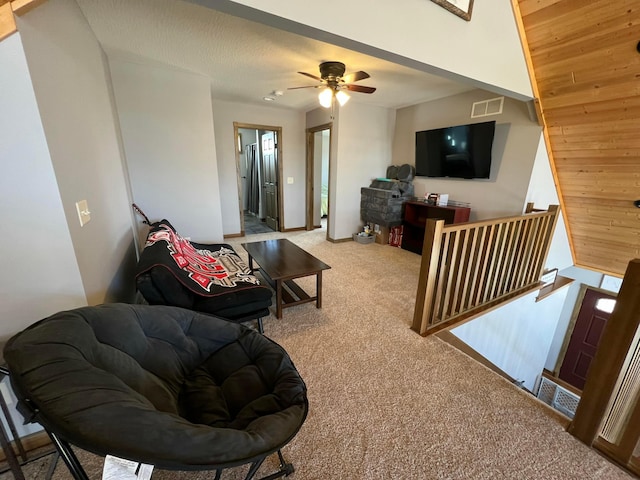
[412,205,559,336]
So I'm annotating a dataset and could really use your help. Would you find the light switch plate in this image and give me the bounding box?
[287,177,294,184]
[75,200,91,226]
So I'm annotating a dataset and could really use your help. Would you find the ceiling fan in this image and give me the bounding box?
[289,61,376,108]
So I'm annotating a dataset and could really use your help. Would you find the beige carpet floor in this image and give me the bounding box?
[6,228,633,479]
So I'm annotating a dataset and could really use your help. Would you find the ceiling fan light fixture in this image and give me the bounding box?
[335,89,350,106]
[318,88,333,108]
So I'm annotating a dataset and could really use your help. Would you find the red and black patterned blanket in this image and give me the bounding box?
[136,221,261,296]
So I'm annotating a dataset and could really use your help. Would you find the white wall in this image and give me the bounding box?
[109,59,224,243]
[0,31,87,441]
[17,0,137,305]
[453,287,570,392]
[0,32,87,339]
[333,103,395,239]
[212,99,306,234]
[394,90,541,221]
[194,0,532,100]
[525,135,573,271]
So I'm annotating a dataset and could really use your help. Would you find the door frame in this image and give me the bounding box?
[305,122,332,232]
[234,122,283,234]
[553,284,618,377]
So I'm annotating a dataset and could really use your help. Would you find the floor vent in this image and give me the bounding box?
[536,376,580,418]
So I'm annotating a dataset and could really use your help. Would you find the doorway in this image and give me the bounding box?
[234,122,283,235]
[557,287,617,390]
[306,123,331,232]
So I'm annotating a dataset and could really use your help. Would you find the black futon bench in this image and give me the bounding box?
[136,220,273,331]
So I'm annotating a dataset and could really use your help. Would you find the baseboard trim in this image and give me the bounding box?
[436,331,519,385]
[223,232,244,239]
[327,237,352,243]
[281,227,306,233]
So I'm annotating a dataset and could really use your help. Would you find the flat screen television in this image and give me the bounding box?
[415,120,496,179]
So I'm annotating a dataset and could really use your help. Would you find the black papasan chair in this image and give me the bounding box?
[3,303,308,480]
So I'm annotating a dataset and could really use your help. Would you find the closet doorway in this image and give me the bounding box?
[306,123,331,232]
[234,122,283,235]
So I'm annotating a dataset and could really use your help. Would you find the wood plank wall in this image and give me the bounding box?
[514,0,640,277]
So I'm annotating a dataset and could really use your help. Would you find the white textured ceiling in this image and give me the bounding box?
[75,0,473,111]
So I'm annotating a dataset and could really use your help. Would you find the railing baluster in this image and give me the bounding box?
[501,219,523,294]
[451,229,470,316]
[433,231,452,325]
[514,217,535,289]
[460,227,479,312]
[490,221,511,300]
[482,223,503,304]
[467,226,486,311]
[474,224,495,307]
[441,231,462,321]
[522,215,544,285]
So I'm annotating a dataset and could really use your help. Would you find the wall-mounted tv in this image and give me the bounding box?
[415,120,496,179]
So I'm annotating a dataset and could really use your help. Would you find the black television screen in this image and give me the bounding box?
[415,121,496,179]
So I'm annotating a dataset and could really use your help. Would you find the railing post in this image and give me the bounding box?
[536,205,559,279]
[412,219,445,335]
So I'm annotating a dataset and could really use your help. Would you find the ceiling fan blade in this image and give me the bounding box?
[342,71,370,83]
[287,85,321,90]
[344,84,376,94]
[298,71,323,82]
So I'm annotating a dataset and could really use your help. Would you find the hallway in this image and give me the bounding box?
[243,211,273,235]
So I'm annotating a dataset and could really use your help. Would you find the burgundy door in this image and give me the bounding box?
[559,288,617,390]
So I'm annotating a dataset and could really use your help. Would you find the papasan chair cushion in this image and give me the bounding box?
[3,304,308,479]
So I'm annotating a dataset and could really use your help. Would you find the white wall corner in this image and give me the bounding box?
[525,134,573,271]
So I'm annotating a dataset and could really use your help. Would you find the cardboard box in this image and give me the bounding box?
[375,226,390,245]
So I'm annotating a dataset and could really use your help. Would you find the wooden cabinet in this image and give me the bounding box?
[401,201,471,254]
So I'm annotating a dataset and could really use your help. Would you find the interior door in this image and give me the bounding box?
[559,288,617,390]
[262,131,278,231]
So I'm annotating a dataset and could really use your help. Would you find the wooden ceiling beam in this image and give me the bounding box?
[0,2,16,41]
[0,0,46,42]
[11,0,47,16]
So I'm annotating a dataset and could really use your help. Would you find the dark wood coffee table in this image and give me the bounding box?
[242,239,331,319]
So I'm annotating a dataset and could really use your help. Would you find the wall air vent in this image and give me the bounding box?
[471,97,504,118]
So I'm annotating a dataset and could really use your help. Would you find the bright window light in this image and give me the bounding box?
[595,298,616,314]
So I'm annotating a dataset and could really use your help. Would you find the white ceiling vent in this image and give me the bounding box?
[471,97,504,118]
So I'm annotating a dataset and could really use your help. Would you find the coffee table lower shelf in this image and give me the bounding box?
[257,272,323,319]
[242,239,331,319]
